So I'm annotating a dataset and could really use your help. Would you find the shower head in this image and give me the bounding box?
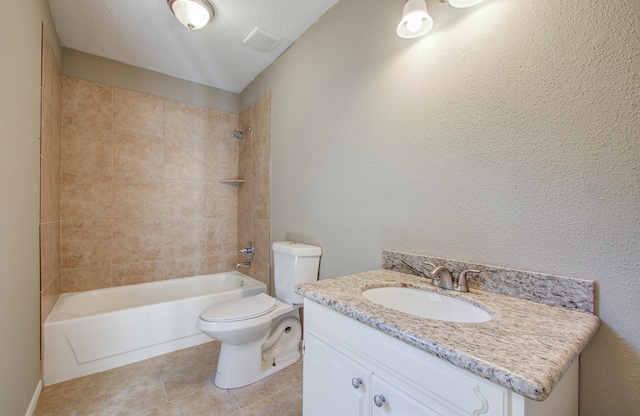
[233,127,252,140]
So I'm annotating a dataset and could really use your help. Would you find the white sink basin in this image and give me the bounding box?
[362,287,492,323]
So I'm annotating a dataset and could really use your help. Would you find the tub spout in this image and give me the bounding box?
[236,261,252,269]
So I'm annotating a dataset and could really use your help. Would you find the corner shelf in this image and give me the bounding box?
[218,178,246,184]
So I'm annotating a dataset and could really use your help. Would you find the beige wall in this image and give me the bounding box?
[0,0,60,413]
[237,92,272,289]
[241,0,640,414]
[63,49,239,114]
[59,77,240,291]
[40,26,63,355]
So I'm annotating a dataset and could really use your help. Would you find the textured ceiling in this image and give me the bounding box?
[48,0,340,93]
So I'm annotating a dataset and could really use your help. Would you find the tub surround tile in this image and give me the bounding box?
[164,219,207,259]
[114,132,165,178]
[207,255,238,275]
[164,257,207,280]
[207,218,238,257]
[165,100,209,144]
[251,176,270,220]
[165,138,206,180]
[61,172,113,220]
[113,176,164,219]
[383,250,595,313]
[208,108,240,143]
[164,179,206,219]
[114,88,164,138]
[112,261,164,286]
[296,269,599,401]
[61,123,114,176]
[61,266,112,292]
[61,220,112,269]
[206,181,238,219]
[207,134,239,180]
[62,77,113,142]
[112,220,163,264]
[40,158,60,223]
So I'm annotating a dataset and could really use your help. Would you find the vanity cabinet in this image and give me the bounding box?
[302,300,578,416]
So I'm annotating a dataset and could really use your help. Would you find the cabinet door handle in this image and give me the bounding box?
[373,394,386,407]
[351,377,363,389]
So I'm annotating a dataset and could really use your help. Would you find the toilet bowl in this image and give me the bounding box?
[197,241,321,389]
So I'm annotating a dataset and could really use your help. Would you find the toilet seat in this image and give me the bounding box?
[200,293,276,322]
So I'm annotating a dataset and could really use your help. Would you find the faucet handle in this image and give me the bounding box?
[456,270,480,292]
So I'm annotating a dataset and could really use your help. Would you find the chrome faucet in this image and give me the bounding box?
[423,262,480,293]
[236,261,252,269]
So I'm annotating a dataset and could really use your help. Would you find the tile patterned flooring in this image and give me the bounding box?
[35,341,303,415]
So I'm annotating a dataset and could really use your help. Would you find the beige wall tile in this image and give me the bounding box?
[207,255,237,274]
[164,180,205,219]
[40,275,60,335]
[237,220,251,253]
[164,219,206,259]
[40,222,60,289]
[252,176,270,220]
[250,260,270,289]
[165,100,208,144]
[206,181,237,219]
[61,220,112,269]
[237,179,252,220]
[237,138,253,181]
[112,261,164,286]
[165,138,206,180]
[62,77,113,142]
[40,157,60,223]
[61,266,112,292]
[208,108,239,143]
[207,218,237,257]
[61,172,113,220]
[206,137,238,180]
[113,220,163,265]
[253,91,271,140]
[164,257,207,280]
[114,88,163,138]
[252,134,271,179]
[61,123,113,176]
[114,132,165,178]
[251,219,270,264]
[113,176,164,219]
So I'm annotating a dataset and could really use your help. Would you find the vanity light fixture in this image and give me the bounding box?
[396,0,485,38]
[396,0,434,39]
[167,0,214,30]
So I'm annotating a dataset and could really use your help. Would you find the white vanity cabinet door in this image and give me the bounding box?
[303,333,372,416]
[370,375,442,416]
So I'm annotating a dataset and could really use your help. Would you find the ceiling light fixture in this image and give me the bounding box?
[396,0,485,38]
[396,0,433,39]
[167,0,214,30]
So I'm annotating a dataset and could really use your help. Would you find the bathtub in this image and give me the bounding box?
[43,271,266,385]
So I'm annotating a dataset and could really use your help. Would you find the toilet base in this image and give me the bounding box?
[214,312,302,389]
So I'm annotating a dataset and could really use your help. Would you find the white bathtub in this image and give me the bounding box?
[43,271,266,385]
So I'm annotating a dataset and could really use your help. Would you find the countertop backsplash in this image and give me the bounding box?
[383,250,595,314]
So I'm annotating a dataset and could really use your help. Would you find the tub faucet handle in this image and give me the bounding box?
[239,241,254,261]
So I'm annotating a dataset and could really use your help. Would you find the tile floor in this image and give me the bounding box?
[35,341,303,415]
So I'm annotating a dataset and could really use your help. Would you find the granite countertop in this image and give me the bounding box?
[296,269,600,401]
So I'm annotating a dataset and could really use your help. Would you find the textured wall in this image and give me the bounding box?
[0,0,60,413]
[241,0,640,414]
[60,77,240,291]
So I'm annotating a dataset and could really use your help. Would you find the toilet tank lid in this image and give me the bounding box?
[273,241,322,256]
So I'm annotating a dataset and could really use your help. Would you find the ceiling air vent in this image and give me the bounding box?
[242,27,282,53]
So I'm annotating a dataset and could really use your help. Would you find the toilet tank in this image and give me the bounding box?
[272,241,321,305]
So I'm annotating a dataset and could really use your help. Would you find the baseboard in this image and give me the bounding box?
[25,380,42,416]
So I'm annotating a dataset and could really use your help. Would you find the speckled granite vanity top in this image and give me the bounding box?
[296,268,600,401]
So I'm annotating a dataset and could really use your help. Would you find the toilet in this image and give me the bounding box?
[197,241,321,389]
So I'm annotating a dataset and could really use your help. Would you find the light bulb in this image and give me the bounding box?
[448,0,485,8]
[406,16,423,33]
[396,0,433,39]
